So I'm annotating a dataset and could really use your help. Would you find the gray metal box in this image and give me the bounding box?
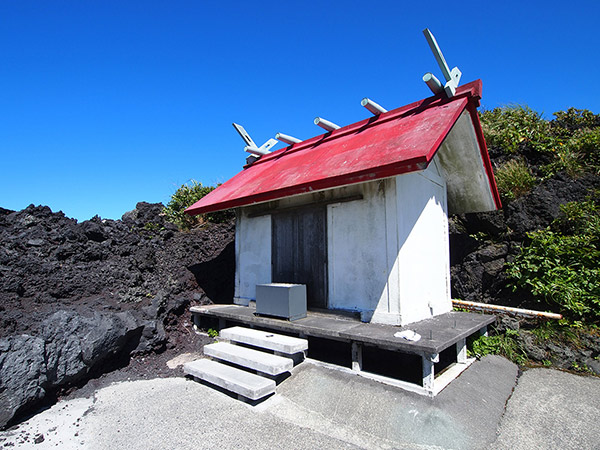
[255,283,307,321]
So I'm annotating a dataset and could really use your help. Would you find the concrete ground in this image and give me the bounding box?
[1,356,599,449]
[492,368,600,450]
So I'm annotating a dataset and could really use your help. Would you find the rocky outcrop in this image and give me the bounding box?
[492,316,600,375]
[449,171,600,375]
[449,172,600,310]
[0,202,235,428]
[0,310,141,427]
[42,310,141,386]
[505,173,600,238]
[0,335,46,428]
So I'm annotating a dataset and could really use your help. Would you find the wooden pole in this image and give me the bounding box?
[452,299,563,320]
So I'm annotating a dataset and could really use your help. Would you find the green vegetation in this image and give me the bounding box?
[480,106,600,202]
[467,106,600,369]
[542,143,583,179]
[207,328,219,338]
[163,180,234,230]
[530,320,577,343]
[551,107,600,133]
[468,329,526,364]
[480,105,553,155]
[494,159,537,202]
[570,128,600,174]
[506,199,600,323]
[467,321,598,368]
[143,222,164,232]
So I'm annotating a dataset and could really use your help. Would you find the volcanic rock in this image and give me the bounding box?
[0,202,235,428]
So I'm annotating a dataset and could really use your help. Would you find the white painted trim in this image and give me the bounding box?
[432,358,476,396]
[351,342,363,372]
[456,338,468,364]
[304,357,476,397]
[384,178,399,317]
[304,358,432,397]
[418,160,445,187]
[234,213,242,303]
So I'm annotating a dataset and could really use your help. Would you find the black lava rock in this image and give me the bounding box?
[0,202,235,428]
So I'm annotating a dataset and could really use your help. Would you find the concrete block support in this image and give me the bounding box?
[351,342,363,372]
[456,338,468,364]
[422,352,439,393]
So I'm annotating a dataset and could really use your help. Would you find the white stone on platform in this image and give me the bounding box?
[183,359,275,401]
[220,326,308,354]
[204,342,293,375]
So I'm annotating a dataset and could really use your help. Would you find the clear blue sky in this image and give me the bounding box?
[1,1,598,221]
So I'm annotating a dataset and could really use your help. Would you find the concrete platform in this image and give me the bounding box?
[192,304,495,396]
[191,304,494,356]
[204,342,294,376]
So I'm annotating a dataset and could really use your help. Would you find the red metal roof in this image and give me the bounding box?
[186,80,500,215]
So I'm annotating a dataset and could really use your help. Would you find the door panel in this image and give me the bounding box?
[272,206,327,308]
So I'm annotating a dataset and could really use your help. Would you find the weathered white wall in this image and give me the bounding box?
[234,211,271,306]
[327,180,390,319]
[395,160,451,325]
[326,169,450,326]
[235,165,451,325]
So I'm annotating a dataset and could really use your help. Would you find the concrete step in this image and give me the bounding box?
[204,342,293,375]
[184,359,276,401]
[220,326,308,355]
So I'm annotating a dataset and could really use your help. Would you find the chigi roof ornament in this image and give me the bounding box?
[233,29,466,165]
[232,123,278,157]
[422,28,462,97]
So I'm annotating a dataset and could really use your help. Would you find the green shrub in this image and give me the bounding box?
[552,108,600,134]
[480,105,555,154]
[569,128,600,173]
[554,199,600,235]
[164,180,215,230]
[481,105,600,179]
[164,180,235,230]
[469,329,526,364]
[542,143,584,178]
[494,159,537,202]
[531,320,580,345]
[205,206,235,225]
[506,199,600,322]
[546,108,600,175]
